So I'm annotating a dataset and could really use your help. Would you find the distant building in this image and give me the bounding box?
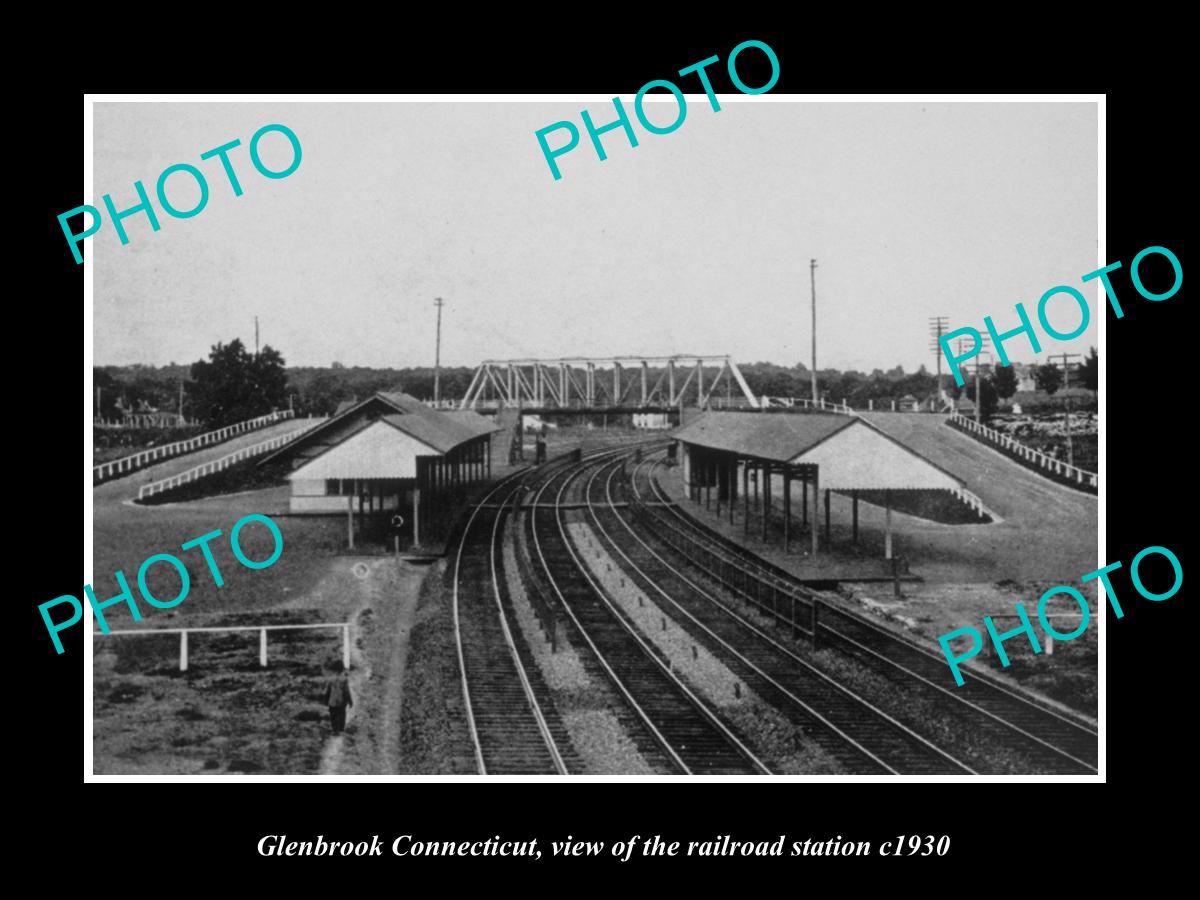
[259,392,498,545]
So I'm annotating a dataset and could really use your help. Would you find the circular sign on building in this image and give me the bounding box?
[391,514,405,530]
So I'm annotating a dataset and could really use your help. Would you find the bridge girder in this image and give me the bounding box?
[459,355,761,411]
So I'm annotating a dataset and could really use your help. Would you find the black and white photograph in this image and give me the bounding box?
[84,96,1101,778]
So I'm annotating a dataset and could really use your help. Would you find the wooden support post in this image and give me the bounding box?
[824,488,831,544]
[783,474,791,553]
[260,628,268,667]
[347,495,355,550]
[706,458,712,510]
[728,461,735,524]
[413,488,421,548]
[852,490,859,543]
[742,461,749,535]
[762,466,771,541]
[811,600,818,649]
[811,469,819,555]
[714,459,721,516]
[179,630,188,672]
[802,478,808,527]
[892,555,902,599]
[884,490,893,559]
[343,625,351,671]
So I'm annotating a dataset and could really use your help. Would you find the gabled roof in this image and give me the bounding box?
[259,392,498,465]
[673,412,854,462]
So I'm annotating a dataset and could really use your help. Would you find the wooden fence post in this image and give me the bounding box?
[343,625,351,670]
[260,628,268,667]
[179,631,188,672]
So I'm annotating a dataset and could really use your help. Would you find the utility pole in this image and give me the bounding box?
[178,378,184,423]
[433,298,444,405]
[954,335,990,422]
[809,259,818,404]
[928,316,949,408]
[254,316,260,357]
[1052,352,1082,467]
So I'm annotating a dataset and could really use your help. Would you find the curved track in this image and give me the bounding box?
[588,459,973,775]
[628,452,1098,773]
[452,465,573,775]
[529,452,769,775]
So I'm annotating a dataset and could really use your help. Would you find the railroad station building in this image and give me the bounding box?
[260,392,498,546]
[673,412,984,557]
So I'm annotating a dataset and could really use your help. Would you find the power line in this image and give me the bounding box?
[928,316,949,407]
[1049,352,1082,467]
[809,259,818,404]
[433,298,445,405]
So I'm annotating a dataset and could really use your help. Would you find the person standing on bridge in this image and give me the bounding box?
[322,661,353,735]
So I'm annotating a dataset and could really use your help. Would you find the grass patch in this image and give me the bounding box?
[93,610,343,775]
[397,560,476,774]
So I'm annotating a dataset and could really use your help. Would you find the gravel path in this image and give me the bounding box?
[504,518,656,774]
[568,523,842,774]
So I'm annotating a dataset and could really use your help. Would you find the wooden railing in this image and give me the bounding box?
[759,396,854,414]
[135,423,316,501]
[93,410,295,484]
[948,412,1098,491]
[98,622,351,671]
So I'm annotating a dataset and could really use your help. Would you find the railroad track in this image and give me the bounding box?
[627,452,1098,774]
[528,450,769,775]
[588,458,973,775]
[452,462,576,775]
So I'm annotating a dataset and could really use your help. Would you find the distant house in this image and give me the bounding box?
[1013,363,1037,392]
[897,394,920,412]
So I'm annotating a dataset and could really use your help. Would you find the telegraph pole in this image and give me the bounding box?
[254,316,260,357]
[953,335,990,422]
[809,260,818,404]
[1053,352,1082,467]
[928,316,949,408]
[179,378,185,423]
[433,298,444,405]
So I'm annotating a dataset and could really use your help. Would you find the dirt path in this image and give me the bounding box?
[319,557,429,774]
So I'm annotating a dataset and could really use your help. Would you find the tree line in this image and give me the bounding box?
[94,342,1099,429]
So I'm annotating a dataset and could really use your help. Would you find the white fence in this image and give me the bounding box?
[99,622,351,671]
[949,412,1098,489]
[94,410,295,484]
[135,424,314,501]
[760,396,855,415]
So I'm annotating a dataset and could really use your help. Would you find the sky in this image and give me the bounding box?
[92,100,1098,375]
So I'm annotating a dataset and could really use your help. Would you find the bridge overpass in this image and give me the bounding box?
[459,355,760,411]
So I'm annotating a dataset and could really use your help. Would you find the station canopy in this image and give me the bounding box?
[673,412,964,493]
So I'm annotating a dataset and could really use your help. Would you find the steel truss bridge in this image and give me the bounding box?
[459,356,761,411]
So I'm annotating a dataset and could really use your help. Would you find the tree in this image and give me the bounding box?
[1080,347,1098,391]
[190,339,288,428]
[1033,363,1063,396]
[991,364,1019,400]
[973,375,999,420]
[301,371,354,416]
